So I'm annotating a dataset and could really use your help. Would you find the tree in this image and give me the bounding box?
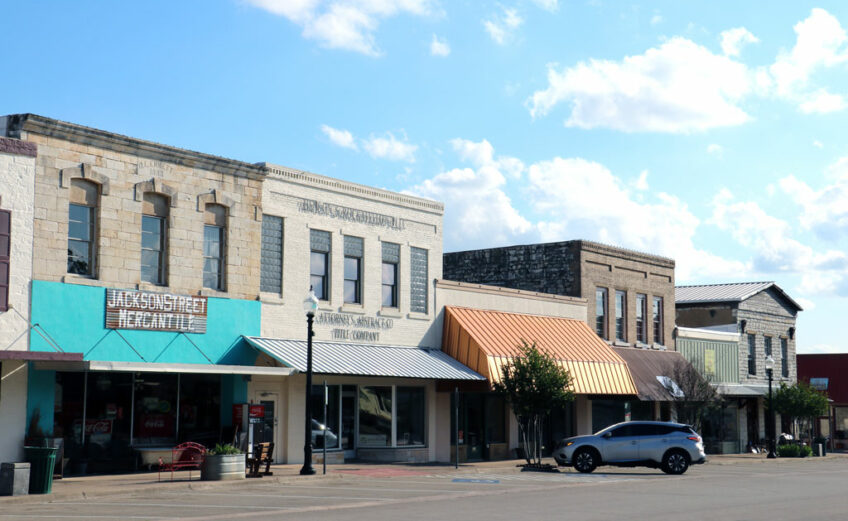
[493,341,574,466]
[773,382,829,441]
[663,359,719,432]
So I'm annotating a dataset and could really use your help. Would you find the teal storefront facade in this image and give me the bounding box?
[25,280,287,473]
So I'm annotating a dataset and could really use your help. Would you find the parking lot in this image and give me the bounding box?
[1,458,846,521]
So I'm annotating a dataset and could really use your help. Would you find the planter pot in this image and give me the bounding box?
[201,454,245,481]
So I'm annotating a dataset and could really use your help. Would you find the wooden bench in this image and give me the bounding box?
[246,442,274,478]
[158,442,206,482]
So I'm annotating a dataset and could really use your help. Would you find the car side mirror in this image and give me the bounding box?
[602,432,612,439]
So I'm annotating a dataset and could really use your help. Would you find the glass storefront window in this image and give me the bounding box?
[396,387,425,446]
[85,372,134,472]
[133,373,178,445]
[359,386,392,447]
[835,407,848,441]
[179,374,221,446]
[312,385,341,449]
[485,395,506,443]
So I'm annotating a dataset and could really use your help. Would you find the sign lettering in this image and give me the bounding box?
[105,289,207,333]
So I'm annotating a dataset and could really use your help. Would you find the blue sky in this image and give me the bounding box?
[4,1,848,353]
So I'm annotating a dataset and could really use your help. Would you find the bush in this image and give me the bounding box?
[208,443,242,455]
[777,444,812,458]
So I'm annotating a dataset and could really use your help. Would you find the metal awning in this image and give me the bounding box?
[715,384,768,397]
[243,336,485,381]
[30,359,295,376]
[613,347,690,401]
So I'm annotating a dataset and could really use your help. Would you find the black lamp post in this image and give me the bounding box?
[765,355,777,459]
[300,289,319,475]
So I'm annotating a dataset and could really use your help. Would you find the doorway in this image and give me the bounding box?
[253,391,279,458]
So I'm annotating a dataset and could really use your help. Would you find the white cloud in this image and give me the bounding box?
[797,343,847,354]
[634,169,649,191]
[526,37,754,133]
[650,14,663,26]
[813,140,824,149]
[321,124,358,150]
[769,8,848,112]
[798,89,846,114]
[778,171,848,240]
[707,143,723,157]
[363,132,418,162]
[720,27,759,57]
[430,34,450,57]
[484,7,523,45]
[531,0,558,12]
[246,0,435,56]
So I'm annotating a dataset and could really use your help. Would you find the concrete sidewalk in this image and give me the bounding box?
[2,453,845,505]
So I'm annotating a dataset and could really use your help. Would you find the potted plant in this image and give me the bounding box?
[201,443,245,481]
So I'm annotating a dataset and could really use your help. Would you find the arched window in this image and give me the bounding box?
[203,203,227,291]
[68,179,99,276]
[141,193,169,285]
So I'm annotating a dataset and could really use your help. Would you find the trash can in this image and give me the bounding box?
[24,446,57,494]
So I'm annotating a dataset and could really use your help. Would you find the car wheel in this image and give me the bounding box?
[573,448,598,474]
[662,450,690,475]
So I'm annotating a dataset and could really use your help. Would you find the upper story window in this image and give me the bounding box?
[595,287,608,339]
[410,247,428,314]
[635,293,647,343]
[615,290,626,342]
[68,179,99,277]
[203,204,227,291]
[747,334,756,376]
[652,296,663,345]
[310,229,331,301]
[141,193,169,286]
[0,209,10,312]
[344,236,363,304]
[764,336,772,358]
[382,242,400,308]
[260,215,283,294]
[781,337,789,378]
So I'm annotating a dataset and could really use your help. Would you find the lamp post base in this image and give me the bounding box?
[767,450,777,459]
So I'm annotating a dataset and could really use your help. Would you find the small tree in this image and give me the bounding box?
[773,382,829,441]
[493,341,574,466]
[663,359,718,432]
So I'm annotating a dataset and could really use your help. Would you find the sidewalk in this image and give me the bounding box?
[2,453,845,505]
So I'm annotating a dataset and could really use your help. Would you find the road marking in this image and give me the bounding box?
[160,491,395,501]
[45,501,292,510]
[452,478,500,484]
[0,516,166,520]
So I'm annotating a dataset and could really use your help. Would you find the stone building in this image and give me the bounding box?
[675,282,801,450]
[443,240,676,348]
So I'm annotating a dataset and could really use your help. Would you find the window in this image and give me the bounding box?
[636,294,647,343]
[764,336,772,358]
[359,386,392,447]
[652,296,663,345]
[141,193,168,285]
[68,179,99,276]
[203,204,226,291]
[310,230,331,300]
[615,290,626,342]
[595,287,608,339]
[781,338,789,378]
[260,215,283,293]
[382,242,399,308]
[344,236,363,304]
[0,209,9,311]
[410,247,428,313]
[747,334,756,375]
[396,387,426,446]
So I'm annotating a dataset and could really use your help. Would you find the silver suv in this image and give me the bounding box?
[554,421,706,475]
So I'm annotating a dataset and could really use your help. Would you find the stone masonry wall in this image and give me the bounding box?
[8,116,263,300]
[737,287,798,386]
[0,136,36,351]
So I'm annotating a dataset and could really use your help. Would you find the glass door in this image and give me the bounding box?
[253,391,279,460]
[341,385,357,458]
[465,394,485,461]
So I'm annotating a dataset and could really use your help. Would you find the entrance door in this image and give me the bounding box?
[253,392,279,459]
[341,385,357,458]
[746,400,759,447]
[465,395,485,461]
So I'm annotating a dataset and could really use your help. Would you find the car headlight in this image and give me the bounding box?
[564,441,574,447]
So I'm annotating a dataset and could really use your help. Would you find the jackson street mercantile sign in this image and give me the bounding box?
[106,288,208,333]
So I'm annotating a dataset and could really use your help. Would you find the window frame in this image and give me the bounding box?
[615,290,626,342]
[343,236,363,305]
[747,334,757,376]
[141,214,166,286]
[635,293,647,343]
[781,337,789,378]
[652,296,663,345]
[202,224,225,291]
[595,287,608,340]
[67,203,96,277]
[259,214,284,294]
[310,230,331,301]
[0,209,10,312]
[381,242,400,309]
[409,246,428,314]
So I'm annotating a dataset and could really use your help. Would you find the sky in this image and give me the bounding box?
[4,1,848,353]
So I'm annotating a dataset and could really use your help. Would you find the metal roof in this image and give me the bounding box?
[243,336,485,381]
[613,347,689,402]
[441,306,637,395]
[675,282,803,311]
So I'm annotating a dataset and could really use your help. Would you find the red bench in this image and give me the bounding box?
[158,442,206,482]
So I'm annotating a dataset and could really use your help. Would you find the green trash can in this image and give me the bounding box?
[24,446,57,494]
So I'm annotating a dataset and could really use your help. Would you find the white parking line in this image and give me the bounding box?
[0,516,166,520]
[161,491,395,501]
[45,501,293,510]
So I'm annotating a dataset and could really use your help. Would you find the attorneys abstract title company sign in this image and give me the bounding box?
[106,289,208,333]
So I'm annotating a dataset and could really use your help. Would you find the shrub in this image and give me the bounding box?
[777,444,812,458]
[799,445,812,458]
[208,443,242,455]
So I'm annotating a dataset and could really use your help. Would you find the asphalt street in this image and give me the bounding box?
[1,459,845,521]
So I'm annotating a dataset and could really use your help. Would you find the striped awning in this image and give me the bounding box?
[441,306,637,395]
[243,336,485,381]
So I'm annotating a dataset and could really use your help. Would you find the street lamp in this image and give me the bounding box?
[300,288,319,475]
[765,355,777,459]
